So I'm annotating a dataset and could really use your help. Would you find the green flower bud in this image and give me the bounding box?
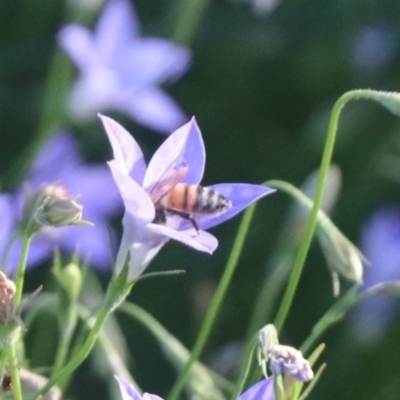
[35,195,83,227]
[317,221,364,295]
[61,263,83,302]
[257,324,279,377]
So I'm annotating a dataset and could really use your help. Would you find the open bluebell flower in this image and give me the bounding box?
[115,376,163,400]
[100,115,274,279]
[238,377,274,400]
[352,206,400,340]
[1,133,122,272]
[58,0,190,133]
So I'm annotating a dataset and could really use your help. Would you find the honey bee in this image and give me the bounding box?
[149,161,232,232]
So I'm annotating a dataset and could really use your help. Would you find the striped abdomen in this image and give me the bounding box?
[158,184,231,214]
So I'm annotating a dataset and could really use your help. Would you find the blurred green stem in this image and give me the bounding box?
[51,298,79,380]
[172,0,212,44]
[3,51,72,188]
[272,90,380,332]
[6,346,22,400]
[229,336,258,400]
[167,204,257,400]
[32,270,132,399]
[300,286,358,354]
[13,226,34,309]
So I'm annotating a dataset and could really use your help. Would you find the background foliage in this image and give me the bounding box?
[2,0,400,398]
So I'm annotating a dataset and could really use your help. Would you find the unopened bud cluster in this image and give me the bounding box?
[257,324,313,383]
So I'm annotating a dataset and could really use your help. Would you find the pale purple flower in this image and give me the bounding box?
[238,377,274,400]
[352,206,400,340]
[100,115,275,279]
[1,132,122,272]
[269,345,313,383]
[115,376,163,400]
[58,0,190,134]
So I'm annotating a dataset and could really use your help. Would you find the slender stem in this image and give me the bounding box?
[33,272,132,399]
[52,303,78,376]
[272,90,372,332]
[167,204,257,400]
[13,229,33,309]
[171,0,212,44]
[229,336,257,400]
[6,346,22,400]
[78,305,135,383]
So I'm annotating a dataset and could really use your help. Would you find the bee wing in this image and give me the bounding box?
[149,161,188,204]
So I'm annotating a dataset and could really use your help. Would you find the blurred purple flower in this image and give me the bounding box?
[100,115,275,279]
[352,206,400,340]
[238,377,274,400]
[58,0,191,134]
[1,133,122,272]
[115,376,163,400]
[351,22,399,73]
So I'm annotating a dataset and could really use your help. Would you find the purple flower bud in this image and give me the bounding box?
[269,344,314,383]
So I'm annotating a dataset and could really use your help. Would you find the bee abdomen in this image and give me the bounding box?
[193,186,230,213]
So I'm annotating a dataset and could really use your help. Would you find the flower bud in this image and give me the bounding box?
[269,344,314,383]
[257,325,279,377]
[0,272,15,324]
[22,183,68,225]
[61,263,83,302]
[317,222,364,290]
[35,195,83,227]
[22,182,88,229]
[0,272,15,305]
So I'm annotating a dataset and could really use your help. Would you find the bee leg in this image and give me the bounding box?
[167,209,200,234]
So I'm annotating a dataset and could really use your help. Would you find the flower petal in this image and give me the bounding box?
[95,0,139,61]
[147,223,218,254]
[108,161,154,222]
[58,25,98,71]
[238,377,274,400]
[28,132,82,184]
[100,114,146,183]
[124,88,188,135]
[115,376,142,400]
[121,38,191,86]
[143,117,205,190]
[61,163,122,218]
[185,183,275,231]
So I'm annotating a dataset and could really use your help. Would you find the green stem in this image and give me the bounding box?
[6,346,22,400]
[272,90,375,332]
[171,0,212,44]
[167,204,257,400]
[229,336,257,400]
[32,271,132,399]
[13,229,33,309]
[52,303,79,377]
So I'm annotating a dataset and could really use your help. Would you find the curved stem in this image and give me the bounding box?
[272,89,378,332]
[167,204,257,400]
